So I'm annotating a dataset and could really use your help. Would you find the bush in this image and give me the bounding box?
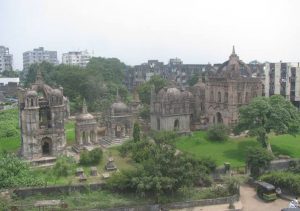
[79,148,103,166]
[246,146,274,178]
[0,152,45,188]
[53,156,76,177]
[260,171,300,195]
[207,124,229,142]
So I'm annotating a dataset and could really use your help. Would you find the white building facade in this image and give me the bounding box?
[23,47,58,72]
[62,50,91,68]
[264,62,300,108]
[0,46,13,72]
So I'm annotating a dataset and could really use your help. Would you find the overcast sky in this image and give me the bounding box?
[1,0,300,70]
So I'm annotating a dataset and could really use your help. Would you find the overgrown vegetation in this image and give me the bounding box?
[108,132,216,202]
[23,59,128,113]
[79,148,103,166]
[0,109,19,139]
[246,146,274,178]
[207,124,229,142]
[53,156,76,177]
[0,152,45,189]
[260,171,300,195]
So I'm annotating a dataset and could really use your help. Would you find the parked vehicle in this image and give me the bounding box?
[255,181,277,201]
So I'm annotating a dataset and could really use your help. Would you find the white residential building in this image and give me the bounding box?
[264,62,300,108]
[23,47,58,71]
[62,50,91,68]
[0,46,13,72]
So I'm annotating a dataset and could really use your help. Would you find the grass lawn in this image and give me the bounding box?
[0,135,20,152]
[65,120,75,145]
[175,131,300,167]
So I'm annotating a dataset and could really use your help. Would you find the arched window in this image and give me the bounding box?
[245,92,249,103]
[157,118,160,130]
[210,91,214,102]
[224,92,228,103]
[31,99,34,107]
[238,92,242,104]
[174,119,179,131]
[218,92,221,103]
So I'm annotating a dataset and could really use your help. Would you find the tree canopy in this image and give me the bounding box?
[236,95,300,151]
[108,135,214,201]
[22,58,129,113]
[138,75,167,105]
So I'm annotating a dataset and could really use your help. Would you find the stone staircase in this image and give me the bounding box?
[99,137,129,148]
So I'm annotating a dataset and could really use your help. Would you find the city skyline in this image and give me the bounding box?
[1,0,300,70]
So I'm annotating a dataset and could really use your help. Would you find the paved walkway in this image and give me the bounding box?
[172,185,290,211]
[240,184,289,211]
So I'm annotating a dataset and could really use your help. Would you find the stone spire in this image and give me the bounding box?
[82,98,88,114]
[229,45,239,61]
[35,69,44,84]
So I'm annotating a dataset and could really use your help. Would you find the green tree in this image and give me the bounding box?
[236,95,300,151]
[0,152,45,188]
[79,148,103,166]
[1,69,19,77]
[53,156,76,177]
[246,146,274,178]
[207,124,229,142]
[187,73,199,87]
[138,75,167,105]
[133,122,141,142]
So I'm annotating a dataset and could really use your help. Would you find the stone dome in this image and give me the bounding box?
[26,90,37,97]
[157,87,192,102]
[111,102,129,114]
[76,113,95,121]
[52,89,62,96]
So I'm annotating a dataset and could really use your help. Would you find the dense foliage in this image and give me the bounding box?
[0,109,19,139]
[1,69,19,77]
[22,58,128,113]
[207,124,229,142]
[260,171,300,195]
[137,75,167,105]
[0,152,45,189]
[53,156,76,177]
[108,135,215,201]
[246,146,274,178]
[133,122,141,142]
[79,148,103,166]
[236,95,300,151]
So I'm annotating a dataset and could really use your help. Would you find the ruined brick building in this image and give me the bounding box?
[18,71,67,159]
[151,47,263,131]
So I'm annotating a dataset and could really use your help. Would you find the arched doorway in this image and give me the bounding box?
[174,119,179,131]
[157,118,160,130]
[41,137,52,156]
[216,112,223,124]
[115,124,122,138]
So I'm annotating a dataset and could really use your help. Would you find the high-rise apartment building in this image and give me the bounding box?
[23,47,58,71]
[264,62,300,108]
[0,46,13,72]
[62,50,91,68]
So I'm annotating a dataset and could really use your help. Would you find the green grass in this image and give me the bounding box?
[30,146,134,186]
[65,120,75,145]
[175,131,300,167]
[0,135,20,152]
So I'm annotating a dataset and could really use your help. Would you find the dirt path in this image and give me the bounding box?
[240,184,289,211]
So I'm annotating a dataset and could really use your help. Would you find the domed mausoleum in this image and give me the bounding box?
[150,86,192,133]
[107,93,133,139]
[75,99,98,147]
